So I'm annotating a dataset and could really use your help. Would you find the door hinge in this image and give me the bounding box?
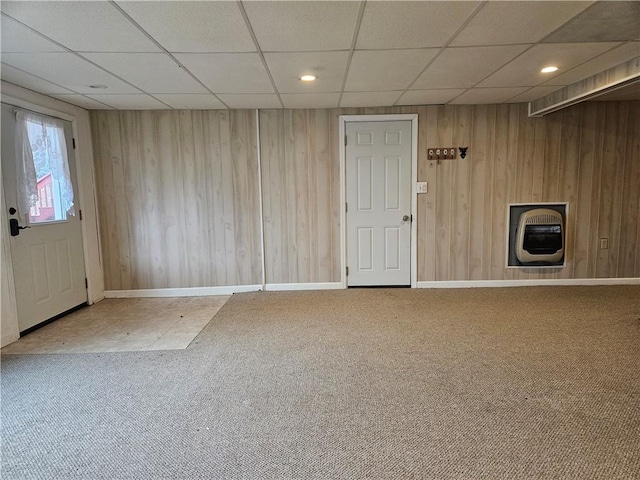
[344,135,347,146]
[79,209,83,221]
[72,138,76,149]
[345,202,348,213]
[85,277,88,288]
[346,266,349,276]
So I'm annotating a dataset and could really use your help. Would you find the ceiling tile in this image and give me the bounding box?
[357,1,480,49]
[505,86,563,103]
[116,1,254,53]
[51,94,114,109]
[396,89,466,105]
[81,53,206,94]
[450,87,528,104]
[265,51,348,94]
[541,42,640,86]
[451,1,594,46]
[542,1,640,43]
[478,43,621,88]
[1,53,140,94]
[86,94,169,110]
[217,94,281,109]
[174,53,273,94]
[0,63,74,95]
[281,93,340,109]
[340,91,403,107]
[0,15,65,52]
[153,94,226,110]
[1,1,160,52]
[346,49,439,91]
[412,45,529,90]
[244,1,360,52]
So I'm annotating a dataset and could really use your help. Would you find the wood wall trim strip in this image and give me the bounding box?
[529,57,640,116]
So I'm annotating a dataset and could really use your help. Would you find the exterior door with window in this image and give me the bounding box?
[1,105,86,332]
[346,120,412,286]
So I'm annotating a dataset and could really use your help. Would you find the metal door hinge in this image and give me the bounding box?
[344,135,347,146]
[85,277,88,288]
[346,266,349,276]
[72,138,76,149]
[345,202,348,213]
[79,209,83,221]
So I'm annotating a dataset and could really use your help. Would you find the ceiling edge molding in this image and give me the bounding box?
[528,56,640,116]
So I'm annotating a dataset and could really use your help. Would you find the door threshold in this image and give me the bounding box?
[20,302,88,337]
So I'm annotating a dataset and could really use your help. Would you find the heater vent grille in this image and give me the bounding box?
[526,214,561,225]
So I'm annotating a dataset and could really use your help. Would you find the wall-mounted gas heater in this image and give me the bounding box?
[515,208,564,265]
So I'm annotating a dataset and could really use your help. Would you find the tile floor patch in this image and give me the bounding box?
[1,296,229,355]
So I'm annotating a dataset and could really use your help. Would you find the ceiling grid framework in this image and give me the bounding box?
[0,0,638,110]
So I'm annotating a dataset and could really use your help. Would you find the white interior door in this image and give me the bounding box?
[346,120,412,286]
[1,105,87,332]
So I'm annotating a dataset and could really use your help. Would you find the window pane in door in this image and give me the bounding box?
[26,120,71,224]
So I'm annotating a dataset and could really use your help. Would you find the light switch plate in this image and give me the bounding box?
[417,182,428,194]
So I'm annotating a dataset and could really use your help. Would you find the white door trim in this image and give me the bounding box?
[1,97,93,318]
[339,114,418,289]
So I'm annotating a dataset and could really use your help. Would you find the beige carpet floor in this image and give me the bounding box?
[2,286,639,479]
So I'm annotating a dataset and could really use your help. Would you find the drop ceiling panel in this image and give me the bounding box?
[505,86,563,103]
[116,1,255,53]
[451,1,594,46]
[450,87,528,104]
[51,94,114,109]
[542,1,640,43]
[1,1,160,52]
[479,43,621,87]
[346,49,439,91]
[396,89,467,105]
[81,53,206,94]
[541,42,640,86]
[340,91,403,108]
[281,93,339,109]
[243,1,360,52]
[175,54,273,94]
[1,53,140,94]
[357,1,480,49]
[412,45,529,90]
[0,15,65,52]
[217,94,281,109]
[265,51,348,94]
[86,94,169,109]
[0,63,74,95]
[153,94,226,110]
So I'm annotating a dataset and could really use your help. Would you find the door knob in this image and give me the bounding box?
[403,215,411,222]
[9,218,29,237]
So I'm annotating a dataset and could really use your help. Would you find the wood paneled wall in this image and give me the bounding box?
[263,102,640,282]
[91,110,262,289]
[259,110,340,283]
[91,101,639,290]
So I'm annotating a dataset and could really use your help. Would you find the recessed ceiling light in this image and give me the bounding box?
[540,66,558,73]
[299,75,316,82]
[89,84,108,89]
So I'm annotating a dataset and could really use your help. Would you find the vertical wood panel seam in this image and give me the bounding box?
[256,109,267,289]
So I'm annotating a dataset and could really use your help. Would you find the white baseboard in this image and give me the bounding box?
[416,278,640,289]
[265,282,343,291]
[104,285,262,298]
